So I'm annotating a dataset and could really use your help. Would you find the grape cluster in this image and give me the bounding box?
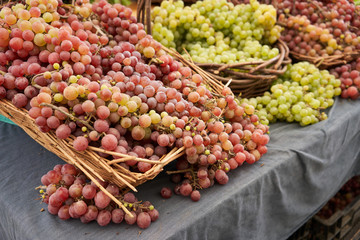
[0,0,270,210]
[277,0,360,58]
[39,163,159,228]
[330,58,360,99]
[0,0,105,108]
[167,110,270,201]
[150,0,281,64]
[241,62,342,126]
[152,93,270,201]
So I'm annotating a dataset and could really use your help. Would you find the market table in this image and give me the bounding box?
[0,98,359,240]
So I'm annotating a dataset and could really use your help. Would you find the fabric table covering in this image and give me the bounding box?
[0,98,359,240]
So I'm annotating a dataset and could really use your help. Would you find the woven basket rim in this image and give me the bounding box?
[290,50,360,68]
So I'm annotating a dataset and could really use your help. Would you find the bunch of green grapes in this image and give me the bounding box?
[151,0,282,64]
[241,62,342,126]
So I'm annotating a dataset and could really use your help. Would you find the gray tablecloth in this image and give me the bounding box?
[1,98,359,240]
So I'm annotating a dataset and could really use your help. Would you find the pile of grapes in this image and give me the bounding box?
[240,62,342,126]
[0,0,270,227]
[150,0,282,64]
[330,58,360,99]
[276,0,360,58]
[316,176,360,219]
[40,163,159,228]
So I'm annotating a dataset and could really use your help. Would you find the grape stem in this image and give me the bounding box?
[185,84,226,99]
[198,61,263,72]
[166,168,192,175]
[32,84,42,90]
[167,167,201,189]
[93,24,107,37]
[0,70,5,75]
[39,103,95,132]
[31,70,60,86]
[148,58,164,65]
[210,91,226,98]
[118,197,153,211]
[154,125,172,133]
[292,0,296,14]
[58,5,73,19]
[307,0,328,21]
[188,167,201,190]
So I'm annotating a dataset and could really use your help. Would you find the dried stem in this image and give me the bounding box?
[107,157,160,165]
[87,145,159,165]
[166,168,192,175]
[31,70,60,84]
[93,24,107,37]
[39,103,95,131]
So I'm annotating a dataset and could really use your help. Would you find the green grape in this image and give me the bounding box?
[262,95,271,105]
[160,9,168,19]
[327,99,334,106]
[269,99,278,107]
[321,101,329,108]
[291,104,301,114]
[160,39,169,46]
[205,4,213,12]
[334,87,341,96]
[303,93,313,102]
[166,33,174,42]
[239,62,341,126]
[301,116,312,125]
[273,89,283,98]
[278,104,288,113]
[309,99,320,109]
[269,107,278,115]
[151,0,280,65]
[277,96,286,104]
[169,19,177,29]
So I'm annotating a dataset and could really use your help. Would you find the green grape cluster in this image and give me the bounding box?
[241,62,342,126]
[151,0,282,64]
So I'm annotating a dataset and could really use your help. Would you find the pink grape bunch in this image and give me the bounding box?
[94,0,270,186]
[0,0,107,107]
[330,58,360,99]
[277,0,360,58]
[0,0,271,208]
[164,98,270,201]
[39,163,159,228]
[25,0,270,180]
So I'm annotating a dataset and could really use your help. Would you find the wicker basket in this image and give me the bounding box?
[290,51,360,69]
[0,99,185,214]
[137,0,291,98]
